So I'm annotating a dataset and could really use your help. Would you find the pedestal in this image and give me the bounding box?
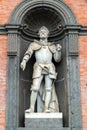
[25,113,63,128]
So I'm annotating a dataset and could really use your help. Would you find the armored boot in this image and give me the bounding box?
[26,90,38,113]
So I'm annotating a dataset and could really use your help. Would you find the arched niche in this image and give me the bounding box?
[6,0,82,130]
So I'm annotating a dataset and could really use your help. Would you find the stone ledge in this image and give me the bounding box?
[25,113,63,128]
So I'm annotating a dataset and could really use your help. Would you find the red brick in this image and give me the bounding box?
[65,0,87,25]
[0,36,7,130]
[79,36,87,129]
[0,0,21,24]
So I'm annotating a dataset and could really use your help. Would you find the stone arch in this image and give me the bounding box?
[9,0,77,24]
[6,0,82,130]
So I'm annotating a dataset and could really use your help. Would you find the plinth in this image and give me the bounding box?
[25,112,63,128]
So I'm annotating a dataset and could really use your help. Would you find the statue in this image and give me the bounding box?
[20,26,62,113]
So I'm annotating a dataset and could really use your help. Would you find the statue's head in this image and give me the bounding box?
[39,26,49,38]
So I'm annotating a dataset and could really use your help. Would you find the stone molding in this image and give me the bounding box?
[9,0,77,24]
[0,24,87,35]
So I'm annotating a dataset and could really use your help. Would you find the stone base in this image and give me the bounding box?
[25,113,63,128]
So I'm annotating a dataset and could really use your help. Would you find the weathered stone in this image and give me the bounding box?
[25,113,63,128]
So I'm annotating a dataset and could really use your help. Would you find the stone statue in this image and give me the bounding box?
[20,26,62,113]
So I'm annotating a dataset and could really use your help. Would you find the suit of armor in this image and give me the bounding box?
[24,40,61,79]
[21,27,62,113]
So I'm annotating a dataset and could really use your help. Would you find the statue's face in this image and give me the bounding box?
[39,27,49,38]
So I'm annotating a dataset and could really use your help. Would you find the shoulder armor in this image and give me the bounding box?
[30,41,41,51]
[49,44,56,53]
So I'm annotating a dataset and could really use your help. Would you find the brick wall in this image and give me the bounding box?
[79,36,87,130]
[0,0,87,130]
[0,36,7,130]
[65,0,87,25]
[64,1,87,129]
[0,1,21,130]
[0,0,21,24]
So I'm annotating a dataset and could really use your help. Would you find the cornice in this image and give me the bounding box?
[0,24,87,36]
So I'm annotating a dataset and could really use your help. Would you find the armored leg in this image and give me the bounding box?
[44,75,53,112]
[26,75,43,113]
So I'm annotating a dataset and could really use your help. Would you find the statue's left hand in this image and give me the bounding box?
[56,44,62,51]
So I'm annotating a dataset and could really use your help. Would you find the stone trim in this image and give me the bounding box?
[6,127,82,130]
[0,24,87,35]
[65,25,87,36]
[6,127,71,130]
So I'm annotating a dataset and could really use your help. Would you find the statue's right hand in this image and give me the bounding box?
[20,60,26,71]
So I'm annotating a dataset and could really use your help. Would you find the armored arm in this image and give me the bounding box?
[23,44,33,62]
[20,43,34,71]
[53,44,62,63]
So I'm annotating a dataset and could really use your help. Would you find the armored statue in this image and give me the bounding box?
[20,26,62,113]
